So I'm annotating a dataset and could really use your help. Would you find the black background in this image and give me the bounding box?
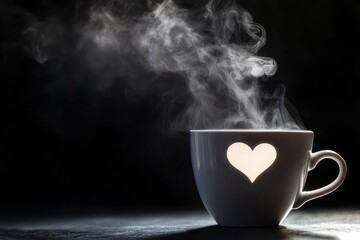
[1,0,359,212]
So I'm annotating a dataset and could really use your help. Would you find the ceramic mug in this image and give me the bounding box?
[190,130,347,227]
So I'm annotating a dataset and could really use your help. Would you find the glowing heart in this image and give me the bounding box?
[226,142,277,183]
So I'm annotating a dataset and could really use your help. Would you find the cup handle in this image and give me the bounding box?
[293,150,347,209]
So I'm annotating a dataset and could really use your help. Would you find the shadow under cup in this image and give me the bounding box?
[190,130,347,227]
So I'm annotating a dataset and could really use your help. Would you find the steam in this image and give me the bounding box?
[25,0,304,130]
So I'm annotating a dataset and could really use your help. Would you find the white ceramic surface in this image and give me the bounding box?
[190,130,347,227]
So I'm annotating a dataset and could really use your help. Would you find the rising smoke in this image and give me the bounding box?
[25,0,304,130]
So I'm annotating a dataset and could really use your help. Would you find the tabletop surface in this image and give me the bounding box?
[0,208,359,240]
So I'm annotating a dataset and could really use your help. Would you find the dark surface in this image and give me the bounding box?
[0,208,359,239]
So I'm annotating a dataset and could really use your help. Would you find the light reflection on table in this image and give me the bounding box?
[0,209,359,239]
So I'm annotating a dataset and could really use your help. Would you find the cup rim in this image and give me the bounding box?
[190,129,313,133]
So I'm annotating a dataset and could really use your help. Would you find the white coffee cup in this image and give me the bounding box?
[190,130,347,227]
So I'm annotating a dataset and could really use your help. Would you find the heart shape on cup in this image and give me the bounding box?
[226,142,277,183]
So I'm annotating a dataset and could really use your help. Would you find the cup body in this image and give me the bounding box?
[190,129,314,227]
